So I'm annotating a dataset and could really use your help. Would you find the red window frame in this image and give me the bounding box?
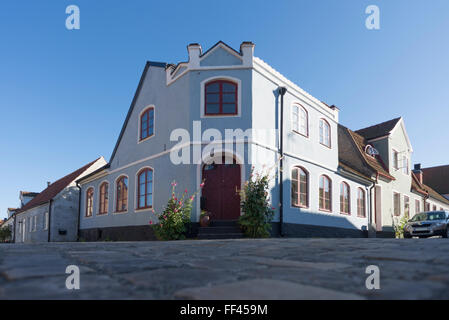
[99,182,108,215]
[204,80,238,116]
[137,168,153,209]
[340,182,351,215]
[85,188,94,217]
[319,175,332,212]
[116,176,128,212]
[357,188,366,217]
[291,166,308,208]
[140,107,154,141]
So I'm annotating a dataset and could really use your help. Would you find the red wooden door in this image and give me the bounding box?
[202,160,241,220]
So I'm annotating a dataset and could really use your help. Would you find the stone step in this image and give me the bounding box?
[197,233,244,240]
[209,220,239,227]
[198,226,242,234]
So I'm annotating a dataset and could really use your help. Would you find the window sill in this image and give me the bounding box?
[138,134,155,144]
[292,204,309,209]
[97,212,108,216]
[319,142,332,149]
[135,207,154,213]
[292,130,309,138]
[319,208,332,213]
[340,212,351,216]
[114,210,128,215]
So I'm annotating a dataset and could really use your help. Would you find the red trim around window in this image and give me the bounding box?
[98,182,108,215]
[116,176,128,212]
[140,107,154,141]
[85,188,94,217]
[204,80,238,116]
[319,118,331,148]
[319,175,332,211]
[340,182,351,215]
[137,168,153,209]
[291,166,308,208]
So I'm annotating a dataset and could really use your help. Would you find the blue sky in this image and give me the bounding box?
[1,0,448,218]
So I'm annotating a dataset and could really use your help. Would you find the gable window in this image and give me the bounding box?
[99,182,109,215]
[319,119,331,147]
[415,199,421,215]
[140,107,154,141]
[402,155,409,174]
[116,176,128,212]
[357,188,366,218]
[393,192,401,216]
[291,167,308,208]
[319,175,332,211]
[86,187,94,217]
[392,150,399,170]
[137,168,153,209]
[292,105,308,136]
[205,80,237,115]
[404,195,410,218]
[340,182,350,215]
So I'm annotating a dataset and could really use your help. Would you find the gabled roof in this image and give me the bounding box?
[422,165,449,195]
[356,117,401,140]
[109,61,166,164]
[411,172,449,205]
[16,158,101,214]
[338,124,395,181]
[20,191,39,197]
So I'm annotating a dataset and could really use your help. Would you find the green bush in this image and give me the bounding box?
[393,215,409,238]
[0,227,12,242]
[151,181,202,240]
[238,167,275,238]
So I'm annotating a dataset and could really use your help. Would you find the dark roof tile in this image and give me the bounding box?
[356,117,401,140]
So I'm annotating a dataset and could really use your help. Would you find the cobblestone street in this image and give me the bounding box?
[1,238,449,300]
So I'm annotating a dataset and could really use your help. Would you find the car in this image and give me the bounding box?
[403,211,449,238]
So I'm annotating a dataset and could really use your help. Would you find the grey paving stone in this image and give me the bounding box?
[174,278,365,300]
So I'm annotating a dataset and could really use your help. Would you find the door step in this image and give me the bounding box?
[197,220,244,240]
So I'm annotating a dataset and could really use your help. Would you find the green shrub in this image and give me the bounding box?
[0,227,12,242]
[393,215,409,238]
[238,167,275,238]
[151,181,202,241]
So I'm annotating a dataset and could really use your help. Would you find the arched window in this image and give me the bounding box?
[291,166,308,207]
[319,175,332,211]
[137,168,153,209]
[319,119,331,147]
[340,182,350,215]
[205,80,238,115]
[292,105,308,136]
[99,182,109,215]
[116,176,128,212]
[357,188,366,217]
[86,188,94,217]
[140,107,154,141]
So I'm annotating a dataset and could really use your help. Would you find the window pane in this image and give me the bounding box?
[146,194,153,207]
[222,93,236,103]
[139,195,145,208]
[291,180,298,205]
[222,104,236,114]
[206,82,220,92]
[206,93,220,103]
[206,103,219,114]
[222,82,236,92]
[142,113,148,122]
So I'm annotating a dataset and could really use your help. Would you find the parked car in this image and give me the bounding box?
[404,211,449,238]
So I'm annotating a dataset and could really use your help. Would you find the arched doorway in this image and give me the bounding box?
[201,156,241,220]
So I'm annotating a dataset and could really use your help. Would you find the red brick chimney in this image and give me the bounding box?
[413,164,423,184]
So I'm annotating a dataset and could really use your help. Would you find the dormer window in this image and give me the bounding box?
[205,80,237,115]
[365,145,379,157]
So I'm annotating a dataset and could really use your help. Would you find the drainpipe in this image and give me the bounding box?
[367,179,376,238]
[13,214,16,243]
[76,182,82,241]
[47,199,53,242]
[278,87,287,237]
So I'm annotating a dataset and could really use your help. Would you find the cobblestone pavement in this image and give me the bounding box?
[1,238,449,299]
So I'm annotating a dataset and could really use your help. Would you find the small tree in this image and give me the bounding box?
[151,181,203,241]
[238,167,275,238]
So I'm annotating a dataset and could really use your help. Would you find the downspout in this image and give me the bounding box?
[278,87,287,237]
[76,182,82,241]
[367,176,376,237]
[13,214,16,243]
[47,199,53,242]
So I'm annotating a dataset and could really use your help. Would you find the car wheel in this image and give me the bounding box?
[443,228,449,239]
